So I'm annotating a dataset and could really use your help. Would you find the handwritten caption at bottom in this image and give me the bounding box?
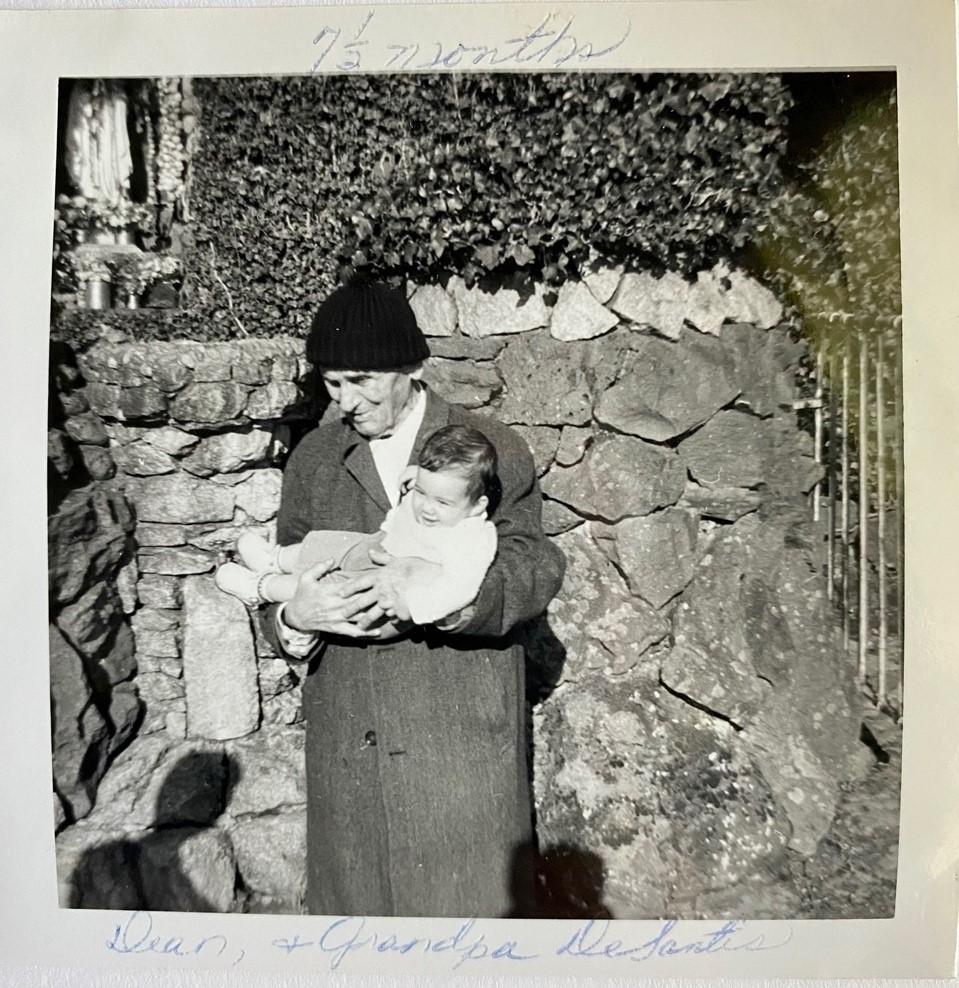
[106,910,792,973]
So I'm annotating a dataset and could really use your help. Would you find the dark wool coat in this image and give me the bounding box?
[267,388,566,918]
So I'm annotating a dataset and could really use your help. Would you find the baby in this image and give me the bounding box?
[215,424,499,627]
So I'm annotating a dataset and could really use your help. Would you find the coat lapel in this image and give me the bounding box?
[343,437,392,515]
[410,386,452,464]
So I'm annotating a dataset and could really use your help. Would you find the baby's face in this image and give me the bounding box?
[410,467,485,528]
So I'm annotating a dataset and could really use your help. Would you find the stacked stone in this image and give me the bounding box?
[53,338,312,913]
[413,265,863,918]
[48,487,140,831]
[74,337,311,742]
[49,354,141,834]
[51,263,867,916]
[55,724,307,913]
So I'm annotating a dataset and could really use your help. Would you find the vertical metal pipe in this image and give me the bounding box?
[876,336,888,707]
[841,338,851,651]
[813,347,824,523]
[858,330,870,684]
[827,348,839,601]
[893,328,905,713]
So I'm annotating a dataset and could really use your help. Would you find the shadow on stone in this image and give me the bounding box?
[524,615,567,706]
[504,841,613,919]
[69,750,240,912]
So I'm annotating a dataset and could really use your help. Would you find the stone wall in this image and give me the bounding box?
[52,336,312,913]
[49,355,141,835]
[50,263,863,916]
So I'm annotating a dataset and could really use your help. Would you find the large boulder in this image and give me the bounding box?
[608,270,689,339]
[246,381,302,419]
[528,529,669,680]
[496,330,626,426]
[180,429,273,477]
[550,280,619,342]
[125,474,235,525]
[224,728,306,817]
[142,425,199,456]
[593,507,699,609]
[534,678,792,918]
[661,511,861,854]
[170,383,249,424]
[49,625,109,822]
[541,433,686,523]
[182,576,259,740]
[678,409,772,490]
[228,809,306,902]
[409,284,457,336]
[137,827,237,912]
[421,358,502,409]
[112,442,178,476]
[450,277,550,337]
[594,331,740,442]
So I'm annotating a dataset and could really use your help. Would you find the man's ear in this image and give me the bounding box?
[408,361,425,381]
[469,495,489,517]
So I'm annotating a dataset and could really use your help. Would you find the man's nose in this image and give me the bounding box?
[338,383,361,412]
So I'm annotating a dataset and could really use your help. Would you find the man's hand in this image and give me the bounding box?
[284,558,383,639]
[362,544,442,623]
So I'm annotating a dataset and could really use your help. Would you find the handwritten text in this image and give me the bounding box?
[558,918,794,962]
[103,911,792,973]
[106,910,245,966]
[310,11,632,74]
[273,915,536,971]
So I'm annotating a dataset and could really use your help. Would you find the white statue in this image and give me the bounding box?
[64,79,133,204]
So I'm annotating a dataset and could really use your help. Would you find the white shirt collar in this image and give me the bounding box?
[368,384,427,505]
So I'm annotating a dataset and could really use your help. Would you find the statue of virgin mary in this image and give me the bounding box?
[64,79,133,203]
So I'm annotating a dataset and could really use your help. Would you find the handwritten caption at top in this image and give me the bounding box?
[105,909,792,974]
[310,11,632,74]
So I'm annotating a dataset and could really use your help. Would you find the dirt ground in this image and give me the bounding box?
[787,702,902,918]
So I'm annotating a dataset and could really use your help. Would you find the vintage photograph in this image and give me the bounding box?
[47,69,903,921]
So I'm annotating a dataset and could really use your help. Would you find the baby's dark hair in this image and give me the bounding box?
[417,424,498,503]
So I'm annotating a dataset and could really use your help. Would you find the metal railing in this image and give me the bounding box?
[802,313,903,718]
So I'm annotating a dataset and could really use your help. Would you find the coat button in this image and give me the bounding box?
[363,730,377,747]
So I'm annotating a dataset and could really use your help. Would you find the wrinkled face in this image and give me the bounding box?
[410,467,487,528]
[320,369,415,439]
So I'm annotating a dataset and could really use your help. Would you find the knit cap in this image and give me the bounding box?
[307,276,430,370]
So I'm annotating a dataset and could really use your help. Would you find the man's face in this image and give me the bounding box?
[320,368,415,439]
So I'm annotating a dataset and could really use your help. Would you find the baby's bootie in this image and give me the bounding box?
[214,562,264,607]
[237,533,283,572]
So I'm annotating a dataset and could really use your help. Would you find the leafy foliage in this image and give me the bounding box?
[755,85,900,355]
[54,308,208,350]
[177,72,790,340]
[754,82,901,494]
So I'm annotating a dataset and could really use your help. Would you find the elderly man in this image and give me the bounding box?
[266,277,565,918]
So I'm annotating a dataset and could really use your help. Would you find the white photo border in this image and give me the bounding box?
[1,0,957,978]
